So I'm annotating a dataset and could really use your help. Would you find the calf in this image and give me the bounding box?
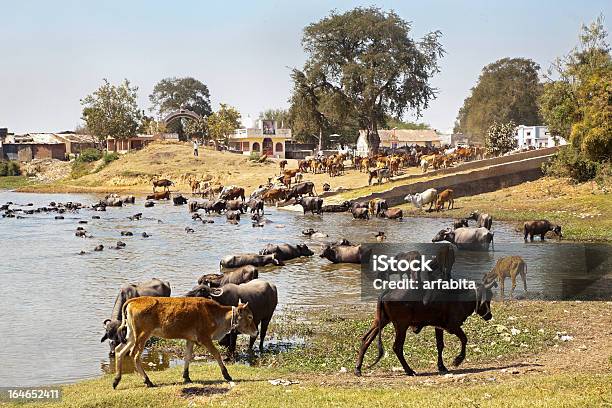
[435,189,454,211]
[198,265,258,287]
[368,198,388,218]
[146,191,170,200]
[483,255,527,300]
[247,198,264,215]
[468,211,493,230]
[354,280,495,376]
[320,244,363,264]
[112,297,257,389]
[101,278,171,355]
[523,220,562,241]
[453,219,469,229]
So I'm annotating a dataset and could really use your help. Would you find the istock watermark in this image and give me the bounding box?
[360,243,612,302]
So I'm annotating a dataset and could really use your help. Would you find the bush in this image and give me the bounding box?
[0,161,21,177]
[102,151,119,164]
[543,145,600,183]
[249,151,261,162]
[77,148,102,163]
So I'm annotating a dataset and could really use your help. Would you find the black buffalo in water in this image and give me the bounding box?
[322,201,351,213]
[320,244,363,264]
[220,253,283,268]
[432,227,494,250]
[173,195,188,205]
[295,196,323,214]
[259,243,314,261]
[101,278,171,355]
[186,280,278,354]
[286,182,316,200]
[523,220,562,241]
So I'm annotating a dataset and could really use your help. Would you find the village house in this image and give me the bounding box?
[228,119,291,158]
[0,133,67,161]
[515,125,566,149]
[356,128,441,156]
[52,132,97,155]
[106,133,179,153]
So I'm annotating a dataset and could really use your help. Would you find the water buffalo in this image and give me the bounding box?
[383,208,403,220]
[286,182,316,200]
[101,278,171,355]
[227,199,246,213]
[152,178,173,192]
[198,265,258,287]
[259,243,314,261]
[468,211,492,230]
[352,207,369,219]
[296,196,323,214]
[173,195,188,205]
[432,227,494,250]
[106,194,135,204]
[146,191,170,200]
[247,198,264,215]
[404,188,438,211]
[186,280,278,354]
[226,210,241,221]
[523,220,562,241]
[220,253,284,268]
[322,201,351,212]
[453,219,469,229]
[320,244,363,264]
[99,197,123,207]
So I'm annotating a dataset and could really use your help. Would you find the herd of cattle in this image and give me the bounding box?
[1,169,564,389]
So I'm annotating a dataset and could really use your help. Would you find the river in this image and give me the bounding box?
[0,191,608,386]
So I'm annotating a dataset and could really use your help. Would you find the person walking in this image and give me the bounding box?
[193,138,199,157]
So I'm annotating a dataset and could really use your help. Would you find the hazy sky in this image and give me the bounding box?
[0,0,609,134]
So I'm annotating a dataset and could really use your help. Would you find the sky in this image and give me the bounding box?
[0,0,609,134]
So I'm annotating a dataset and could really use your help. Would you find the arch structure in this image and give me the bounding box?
[162,109,201,126]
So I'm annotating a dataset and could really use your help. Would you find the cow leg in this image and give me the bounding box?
[541,233,545,241]
[200,337,232,382]
[435,328,448,373]
[510,273,517,299]
[499,277,505,302]
[112,328,136,389]
[449,326,468,367]
[183,340,194,383]
[132,335,154,387]
[521,267,528,293]
[258,319,270,352]
[392,324,415,376]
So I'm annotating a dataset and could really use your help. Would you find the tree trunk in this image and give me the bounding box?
[318,128,323,151]
[367,119,380,155]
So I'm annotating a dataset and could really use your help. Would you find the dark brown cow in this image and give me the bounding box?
[152,178,173,192]
[354,280,495,377]
[220,187,245,201]
[112,297,257,389]
[261,188,287,204]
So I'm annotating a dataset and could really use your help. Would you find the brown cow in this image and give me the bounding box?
[261,188,287,204]
[112,297,257,389]
[152,178,173,192]
[146,191,170,200]
[279,160,288,174]
[436,189,454,211]
[220,187,245,201]
[383,208,403,220]
[283,169,299,178]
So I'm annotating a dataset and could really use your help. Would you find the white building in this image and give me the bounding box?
[515,125,566,149]
[228,119,292,159]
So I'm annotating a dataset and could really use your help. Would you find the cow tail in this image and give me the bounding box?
[368,299,388,369]
[117,300,131,344]
[312,184,318,197]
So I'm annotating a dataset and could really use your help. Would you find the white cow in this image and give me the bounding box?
[404,188,438,211]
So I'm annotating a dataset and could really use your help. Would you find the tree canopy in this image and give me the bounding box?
[81,79,142,144]
[539,16,611,161]
[290,7,444,152]
[206,103,241,144]
[258,109,291,128]
[454,58,543,142]
[149,77,212,140]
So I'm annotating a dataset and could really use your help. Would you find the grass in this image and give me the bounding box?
[0,176,36,190]
[396,177,612,242]
[6,301,611,408]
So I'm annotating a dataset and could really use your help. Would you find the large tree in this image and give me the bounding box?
[81,79,142,145]
[291,7,444,153]
[149,77,212,140]
[539,16,611,161]
[454,58,543,142]
[206,103,241,145]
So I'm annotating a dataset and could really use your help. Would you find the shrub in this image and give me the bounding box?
[0,161,21,177]
[78,148,102,163]
[249,151,261,162]
[102,151,119,164]
[543,145,600,183]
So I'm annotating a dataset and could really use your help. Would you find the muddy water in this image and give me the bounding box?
[0,191,603,386]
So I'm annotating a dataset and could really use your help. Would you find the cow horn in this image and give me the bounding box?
[103,319,111,327]
[211,288,223,297]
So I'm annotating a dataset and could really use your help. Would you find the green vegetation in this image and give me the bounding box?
[543,145,603,183]
[78,148,103,163]
[0,175,33,189]
[485,121,518,156]
[290,6,444,151]
[81,79,142,144]
[102,151,119,165]
[0,160,21,176]
[454,58,542,143]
